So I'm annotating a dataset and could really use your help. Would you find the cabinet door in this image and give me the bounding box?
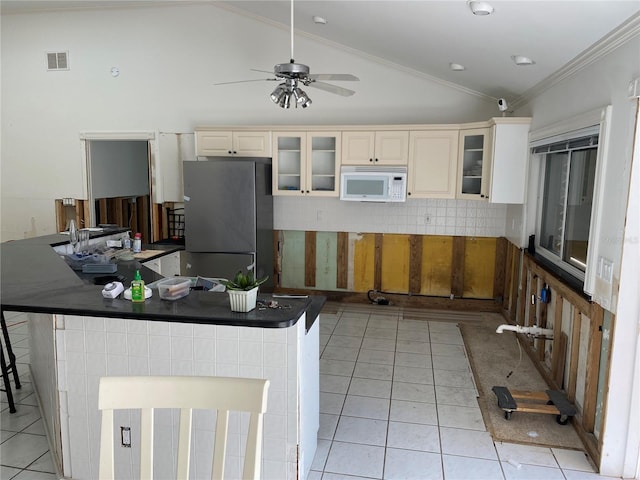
[233,132,271,157]
[375,131,409,165]
[273,132,306,195]
[307,132,341,196]
[488,122,530,203]
[341,131,375,165]
[457,127,490,199]
[196,131,233,156]
[159,251,181,277]
[408,130,458,198]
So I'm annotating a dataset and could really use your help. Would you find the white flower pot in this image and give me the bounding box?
[227,286,259,312]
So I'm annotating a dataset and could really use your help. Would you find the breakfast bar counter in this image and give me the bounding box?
[1,234,324,480]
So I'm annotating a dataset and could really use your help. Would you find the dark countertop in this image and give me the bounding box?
[1,233,324,329]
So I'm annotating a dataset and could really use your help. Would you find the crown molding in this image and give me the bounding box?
[512,12,640,110]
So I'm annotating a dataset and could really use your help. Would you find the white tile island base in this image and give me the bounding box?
[28,312,319,480]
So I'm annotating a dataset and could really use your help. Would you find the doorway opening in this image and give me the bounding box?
[82,133,156,243]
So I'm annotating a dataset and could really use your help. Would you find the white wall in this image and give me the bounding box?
[513,35,640,477]
[0,3,497,241]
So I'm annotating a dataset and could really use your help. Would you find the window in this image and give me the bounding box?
[533,130,599,278]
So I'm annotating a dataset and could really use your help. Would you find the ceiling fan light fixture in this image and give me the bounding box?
[279,92,291,109]
[270,85,286,104]
[468,1,494,16]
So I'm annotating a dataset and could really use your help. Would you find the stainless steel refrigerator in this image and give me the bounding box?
[181,158,273,289]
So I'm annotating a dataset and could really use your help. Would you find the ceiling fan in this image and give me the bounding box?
[214,0,359,108]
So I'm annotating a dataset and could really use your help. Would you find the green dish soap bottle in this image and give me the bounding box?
[131,270,145,302]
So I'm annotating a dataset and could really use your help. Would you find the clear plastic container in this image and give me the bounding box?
[157,277,191,301]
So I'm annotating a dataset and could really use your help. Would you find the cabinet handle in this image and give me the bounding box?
[306,190,310,194]
[233,150,237,154]
[228,150,232,154]
[369,158,373,162]
[375,158,379,162]
[300,190,304,194]
[408,192,411,196]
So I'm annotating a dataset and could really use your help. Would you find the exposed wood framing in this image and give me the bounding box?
[583,305,603,432]
[512,252,609,469]
[373,233,383,291]
[568,307,582,403]
[494,237,507,300]
[551,295,565,386]
[54,199,89,232]
[336,232,348,289]
[305,231,317,287]
[409,235,422,294]
[451,236,465,297]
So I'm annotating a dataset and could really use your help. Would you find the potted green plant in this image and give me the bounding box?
[222,270,268,312]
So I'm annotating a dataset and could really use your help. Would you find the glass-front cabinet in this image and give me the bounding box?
[273,132,341,196]
[457,127,492,199]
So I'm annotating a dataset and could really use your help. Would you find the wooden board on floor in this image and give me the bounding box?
[315,232,337,291]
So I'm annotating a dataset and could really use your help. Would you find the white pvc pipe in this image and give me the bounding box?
[495,324,554,337]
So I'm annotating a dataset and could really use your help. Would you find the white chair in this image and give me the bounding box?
[98,375,270,480]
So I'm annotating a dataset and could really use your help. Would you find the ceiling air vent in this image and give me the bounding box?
[46,51,69,71]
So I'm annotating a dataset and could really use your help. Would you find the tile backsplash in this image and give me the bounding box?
[274,197,507,237]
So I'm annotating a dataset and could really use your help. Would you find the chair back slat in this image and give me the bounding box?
[140,408,154,479]
[176,408,193,479]
[212,409,229,479]
[98,409,115,480]
[98,376,269,480]
[243,412,264,480]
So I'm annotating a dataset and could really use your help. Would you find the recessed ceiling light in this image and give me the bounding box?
[450,63,466,71]
[512,55,535,66]
[312,15,327,24]
[468,1,494,16]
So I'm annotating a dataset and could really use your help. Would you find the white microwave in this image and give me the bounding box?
[340,166,407,202]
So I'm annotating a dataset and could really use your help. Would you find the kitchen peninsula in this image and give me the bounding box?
[1,233,323,480]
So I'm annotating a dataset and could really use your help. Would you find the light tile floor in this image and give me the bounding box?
[308,304,620,480]
[0,306,622,480]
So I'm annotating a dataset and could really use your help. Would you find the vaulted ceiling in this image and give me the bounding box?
[2,0,639,103]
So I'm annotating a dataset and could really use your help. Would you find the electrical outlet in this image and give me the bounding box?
[121,426,131,447]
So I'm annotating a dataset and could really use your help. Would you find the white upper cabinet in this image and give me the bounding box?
[195,130,270,157]
[456,127,492,200]
[456,118,531,202]
[488,118,532,204]
[342,131,409,165]
[408,130,459,199]
[272,132,341,196]
[157,132,195,203]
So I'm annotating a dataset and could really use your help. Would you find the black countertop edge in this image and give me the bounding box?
[1,234,325,330]
[1,294,326,331]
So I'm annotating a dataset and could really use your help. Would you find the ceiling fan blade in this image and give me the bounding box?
[309,74,360,82]
[214,78,277,86]
[307,81,356,97]
[250,68,276,75]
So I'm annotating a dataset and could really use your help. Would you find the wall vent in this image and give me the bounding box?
[46,51,69,71]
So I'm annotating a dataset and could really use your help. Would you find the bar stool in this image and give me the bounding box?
[0,309,22,413]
